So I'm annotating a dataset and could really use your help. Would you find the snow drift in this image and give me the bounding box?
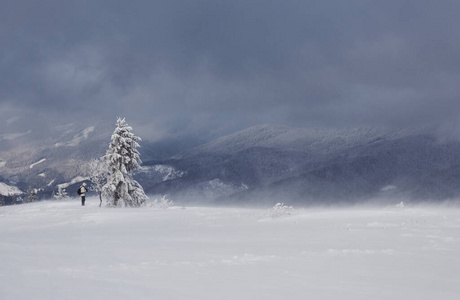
[0,199,459,299]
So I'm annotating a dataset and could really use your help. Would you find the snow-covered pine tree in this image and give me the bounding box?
[102,118,148,207]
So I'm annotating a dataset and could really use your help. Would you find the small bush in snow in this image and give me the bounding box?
[24,188,38,203]
[152,196,174,209]
[53,188,68,200]
[269,202,294,218]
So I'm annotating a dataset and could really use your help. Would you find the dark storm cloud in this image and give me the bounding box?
[2,0,460,140]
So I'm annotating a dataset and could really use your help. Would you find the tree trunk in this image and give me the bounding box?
[114,181,123,207]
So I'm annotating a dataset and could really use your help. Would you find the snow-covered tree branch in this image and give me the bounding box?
[86,158,108,207]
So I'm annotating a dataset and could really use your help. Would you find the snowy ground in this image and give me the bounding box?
[1,198,459,300]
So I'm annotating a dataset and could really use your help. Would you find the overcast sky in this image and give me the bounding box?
[2,0,460,141]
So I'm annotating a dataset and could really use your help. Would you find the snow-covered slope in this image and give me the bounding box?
[0,121,113,203]
[1,200,459,299]
[144,125,460,204]
[0,182,22,196]
[177,124,402,157]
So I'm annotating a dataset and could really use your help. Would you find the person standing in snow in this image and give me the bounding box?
[78,183,87,206]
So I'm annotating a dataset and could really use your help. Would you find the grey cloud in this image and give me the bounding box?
[2,0,460,140]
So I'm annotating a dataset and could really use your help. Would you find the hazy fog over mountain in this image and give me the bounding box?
[143,124,460,205]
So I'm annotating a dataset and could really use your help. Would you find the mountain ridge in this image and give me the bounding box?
[144,124,460,205]
[2,123,460,205]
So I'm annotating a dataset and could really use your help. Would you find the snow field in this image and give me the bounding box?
[0,199,459,300]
